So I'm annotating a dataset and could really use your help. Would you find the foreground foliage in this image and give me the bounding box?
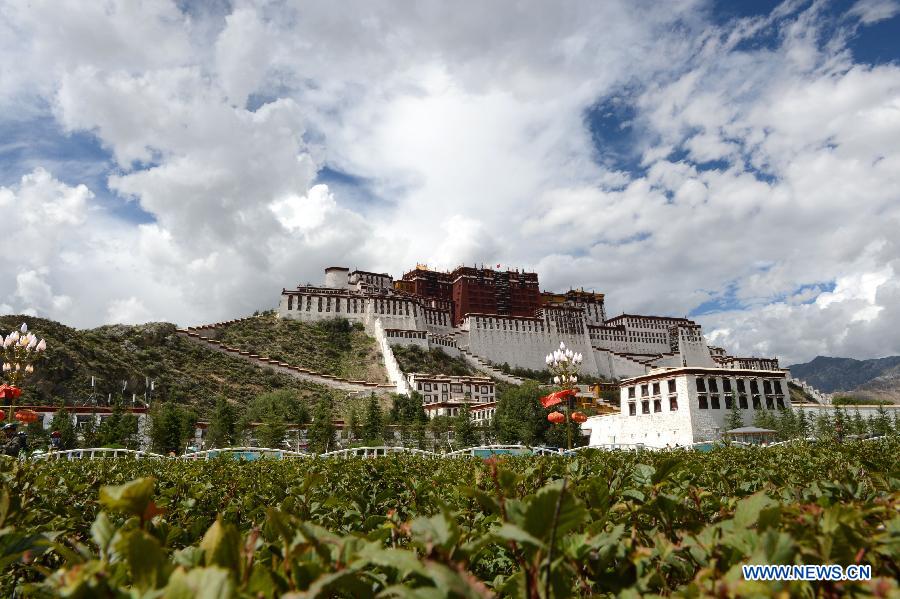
[1,439,898,597]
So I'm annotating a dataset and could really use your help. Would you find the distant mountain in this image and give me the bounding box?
[788,355,900,402]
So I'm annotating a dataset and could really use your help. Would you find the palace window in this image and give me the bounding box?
[708,379,719,392]
[287,295,293,310]
[628,403,636,416]
[442,393,448,401]
[652,383,660,395]
[424,383,432,392]
[306,296,311,311]
[737,379,746,393]
[724,395,733,409]
[752,396,761,409]
[698,395,709,409]
[763,380,773,394]
[641,384,649,397]
[739,395,748,409]
[776,397,785,409]
[317,297,322,312]
[696,378,707,392]
[450,384,462,393]
[669,396,678,411]
[723,379,732,392]
[710,395,721,409]
[481,386,490,394]
[628,387,636,399]
[765,397,775,410]
[667,379,676,393]
[750,380,759,393]
[653,399,662,413]
[641,401,650,414]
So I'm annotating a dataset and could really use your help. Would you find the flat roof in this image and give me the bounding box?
[621,367,788,385]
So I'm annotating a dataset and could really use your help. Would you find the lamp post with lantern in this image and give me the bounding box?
[1,322,48,424]
[542,342,589,451]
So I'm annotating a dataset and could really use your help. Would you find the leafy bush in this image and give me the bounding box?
[391,345,477,376]
[2,439,898,596]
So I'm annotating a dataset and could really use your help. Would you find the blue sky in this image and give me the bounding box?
[1,0,899,364]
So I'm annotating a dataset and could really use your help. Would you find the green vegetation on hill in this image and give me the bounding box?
[0,315,343,414]
[390,344,476,376]
[212,314,388,382]
[788,381,816,404]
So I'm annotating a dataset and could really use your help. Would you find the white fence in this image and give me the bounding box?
[23,436,894,461]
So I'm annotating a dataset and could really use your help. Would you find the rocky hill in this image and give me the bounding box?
[788,355,900,403]
[0,315,348,413]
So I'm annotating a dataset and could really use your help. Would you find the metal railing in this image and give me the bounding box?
[319,446,437,459]
[33,448,166,460]
[24,435,895,461]
[180,447,312,460]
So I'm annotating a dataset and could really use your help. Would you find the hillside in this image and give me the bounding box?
[0,315,344,413]
[206,313,388,382]
[391,345,478,376]
[788,355,900,403]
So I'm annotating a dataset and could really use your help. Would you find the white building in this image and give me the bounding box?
[584,367,791,448]
[407,373,495,418]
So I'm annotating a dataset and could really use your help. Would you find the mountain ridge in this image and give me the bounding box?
[788,355,900,403]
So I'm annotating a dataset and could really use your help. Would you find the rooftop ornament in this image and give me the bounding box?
[2,322,47,423]
[541,341,583,450]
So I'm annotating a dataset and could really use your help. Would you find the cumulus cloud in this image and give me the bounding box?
[0,0,898,365]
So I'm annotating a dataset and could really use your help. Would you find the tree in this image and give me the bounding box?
[97,400,140,449]
[776,408,797,440]
[851,409,867,437]
[796,408,809,438]
[412,420,427,450]
[752,408,775,431]
[363,394,384,444]
[149,402,197,455]
[725,399,744,433]
[49,407,77,450]
[307,399,335,453]
[815,410,833,441]
[453,405,479,448]
[206,397,237,448]
[428,415,453,452]
[873,404,892,437]
[389,392,427,425]
[346,405,362,443]
[256,414,288,448]
[493,381,547,446]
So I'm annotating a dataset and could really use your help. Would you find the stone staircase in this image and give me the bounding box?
[176,328,395,394]
[457,348,528,385]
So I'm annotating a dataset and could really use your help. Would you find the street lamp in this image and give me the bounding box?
[1,323,48,422]
[542,342,588,450]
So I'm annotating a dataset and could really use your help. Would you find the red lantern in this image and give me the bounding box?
[571,411,588,423]
[0,385,22,400]
[15,409,39,424]
[547,411,566,424]
[540,388,576,408]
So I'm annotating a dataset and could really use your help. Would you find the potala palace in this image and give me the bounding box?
[278,265,792,448]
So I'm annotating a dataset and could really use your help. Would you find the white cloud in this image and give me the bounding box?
[849,0,900,24]
[0,0,899,365]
